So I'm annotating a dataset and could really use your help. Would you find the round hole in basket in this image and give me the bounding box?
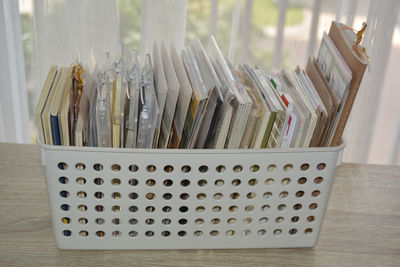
[96,231,105,237]
[145,206,155,213]
[210,230,219,237]
[257,229,267,236]
[279,191,288,198]
[198,179,208,187]
[95,205,104,212]
[129,179,139,186]
[76,177,86,185]
[61,217,70,224]
[59,191,69,198]
[245,205,254,212]
[63,230,71,237]
[180,193,189,200]
[289,228,298,235]
[267,164,277,172]
[212,206,221,212]
[273,229,282,235]
[129,192,138,199]
[164,165,174,173]
[112,218,120,225]
[243,217,252,224]
[317,163,326,170]
[179,206,189,213]
[314,177,324,184]
[199,165,208,173]
[281,178,291,185]
[129,164,139,172]
[307,216,315,222]
[163,179,173,187]
[259,217,268,224]
[283,164,293,172]
[146,179,156,186]
[265,178,275,185]
[309,203,318,210]
[75,163,85,170]
[298,177,307,184]
[226,230,235,236]
[93,163,103,171]
[111,178,121,186]
[211,218,220,225]
[145,193,155,200]
[181,165,191,173]
[79,218,88,224]
[247,192,256,199]
[293,203,302,210]
[233,165,243,172]
[300,163,310,171]
[77,191,87,198]
[163,193,172,200]
[57,162,68,170]
[61,204,70,211]
[305,228,313,234]
[59,177,68,184]
[95,218,105,225]
[195,218,204,225]
[296,191,304,198]
[197,193,206,200]
[261,204,270,211]
[162,231,170,237]
[111,164,121,172]
[112,231,121,237]
[112,192,121,199]
[94,178,104,185]
[145,231,154,237]
[275,217,284,223]
[277,204,286,211]
[129,206,138,212]
[216,165,226,173]
[291,216,300,222]
[214,179,223,186]
[230,192,240,199]
[146,165,156,173]
[181,179,190,187]
[129,218,138,225]
[213,193,223,200]
[145,218,154,225]
[94,191,104,199]
[78,205,87,211]
[242,230,251,236]
[194,231,203,237]
[129,231,138,237]
[227,218,237,224]
[248,179,258,186]
[231,179,241,186]
[112,205,121,212]
[79,231,88,237]
[250,164,260,172]
[179,218,188,225]
[263,192,272,199]
[196,206,205,212]
[229,205,238,212]
[162,206,171,213]
[178,231,187,237]
[312,190,321,197]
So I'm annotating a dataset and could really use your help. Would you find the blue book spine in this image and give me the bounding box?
[51,115,61,145]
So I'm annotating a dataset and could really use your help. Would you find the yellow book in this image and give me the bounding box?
[112,75,122,148]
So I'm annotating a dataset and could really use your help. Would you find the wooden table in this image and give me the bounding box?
[0,143,399,266]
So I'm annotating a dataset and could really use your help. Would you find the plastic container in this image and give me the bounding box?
[38,140,345,249]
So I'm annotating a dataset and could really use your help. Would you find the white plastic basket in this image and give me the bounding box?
[38,140,345,250]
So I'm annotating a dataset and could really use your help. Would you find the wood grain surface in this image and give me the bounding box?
[0,143,399,266]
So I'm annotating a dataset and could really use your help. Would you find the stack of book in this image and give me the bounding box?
[35,21,368,149]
